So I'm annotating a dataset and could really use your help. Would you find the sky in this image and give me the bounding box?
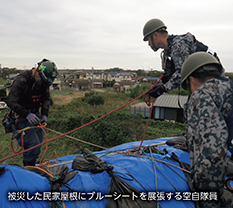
[0,0,233,72]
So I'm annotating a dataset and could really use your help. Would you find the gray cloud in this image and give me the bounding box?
[0,0,232,72]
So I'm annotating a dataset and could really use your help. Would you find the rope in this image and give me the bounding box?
[0,75,164,163]
[44,127,114,152]
[149,146,159,208]
[138,75,164,150]
[10,134,24,153]
[25,166,66,208]
[138,98,154,151]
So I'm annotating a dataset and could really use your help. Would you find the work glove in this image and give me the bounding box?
[147,84,166,99]
[26,113,40,125]
[40,115,47,123]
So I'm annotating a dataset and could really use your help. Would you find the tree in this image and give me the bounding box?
[128,83,152,100]
[0,67,19,78]
[82,91,105,106]
[86,95,105,106]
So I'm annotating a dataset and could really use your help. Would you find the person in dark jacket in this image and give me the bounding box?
[142,18,223,98]
[6,58,58,166]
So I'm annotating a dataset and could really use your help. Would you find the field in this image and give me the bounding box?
[51,91,87,105]
[0,88,185,166]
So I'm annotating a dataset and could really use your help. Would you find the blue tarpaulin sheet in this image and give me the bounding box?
[0,137,199,207]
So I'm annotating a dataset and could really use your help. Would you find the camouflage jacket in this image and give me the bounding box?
[163,32,209,91]
[184,77,233,206]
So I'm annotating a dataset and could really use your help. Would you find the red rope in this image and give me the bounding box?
[138,75,164,150]
[0,75,164,163]
[138,98,155,151]
[10,134,24,154]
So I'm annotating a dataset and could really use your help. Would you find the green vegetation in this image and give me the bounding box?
[0,85,185,166]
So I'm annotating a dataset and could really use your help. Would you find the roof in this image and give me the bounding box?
[118,81,134,86]
[131,102,152,108]
[153,94,188,109]
[71,79,91,84]
[132,77,143,80]
[143,77,160,81]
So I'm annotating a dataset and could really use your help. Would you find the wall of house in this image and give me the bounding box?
[164,108,177,121]
[153,107,185,123]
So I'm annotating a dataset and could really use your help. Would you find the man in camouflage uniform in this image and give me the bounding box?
[143,18,222,98]
[181,52,233,208]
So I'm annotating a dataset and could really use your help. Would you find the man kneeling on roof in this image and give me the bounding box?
[181,52,233,208]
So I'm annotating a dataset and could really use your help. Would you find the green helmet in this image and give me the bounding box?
[37,58,58,86]
[143,18,167,41]
[181,52,222,86]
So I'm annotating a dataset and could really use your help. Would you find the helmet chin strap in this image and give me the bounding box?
[150,34,159,52]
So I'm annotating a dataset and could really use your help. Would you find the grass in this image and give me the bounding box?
[0,89,185,166]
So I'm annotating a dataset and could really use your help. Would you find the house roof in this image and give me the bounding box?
[131,102,152,108]
[70,79,91,84]
[153,94,188,109]
[118,81,134,86]
[143,77,160,81]
[132,77,143,80]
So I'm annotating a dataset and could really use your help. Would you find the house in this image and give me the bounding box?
[114,72,132,82]
[113,81,135,92]
[130,94,188,123]
[50,78,62,91]
[132,77,143,83]
[153,94,188,123]
[63,79,91,90]
[92,79,103,88]
[143,77,160,83]
[130,102,152,117]
[86,71,104,80]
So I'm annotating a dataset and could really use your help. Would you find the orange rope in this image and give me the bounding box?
[38,151,59,167]
[10,134,24,153]
[9,123,55,166]
[24,166,66,208]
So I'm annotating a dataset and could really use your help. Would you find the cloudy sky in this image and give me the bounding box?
[1,0,233,72]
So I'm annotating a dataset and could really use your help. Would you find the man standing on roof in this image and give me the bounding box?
[181,52,233,208]
[6,59,58,166]
[142,18,223,98]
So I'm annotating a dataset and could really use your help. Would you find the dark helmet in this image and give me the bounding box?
[181,52,222,89]
[143,18,167,41]
[37,58,58,86]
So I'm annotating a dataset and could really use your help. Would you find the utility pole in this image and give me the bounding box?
[92,67,94,89]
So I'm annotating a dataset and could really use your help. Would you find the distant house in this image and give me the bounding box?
[79,73,86,79]
[113,81,135,92]
[153,94,188,123]
[114,72,132,82]
[130,102,152,117]
[130,94,188,123]
[132,77,143,83]
[63,79,91,90]
[143,77,160,83]
[92,79,103,88]
[50,79,62,91]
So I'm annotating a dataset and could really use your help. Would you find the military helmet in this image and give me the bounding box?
[181,52,222,86]
[143,18,167,41]
[37,58,58,86]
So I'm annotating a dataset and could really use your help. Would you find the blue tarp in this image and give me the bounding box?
[0,137,200,207]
